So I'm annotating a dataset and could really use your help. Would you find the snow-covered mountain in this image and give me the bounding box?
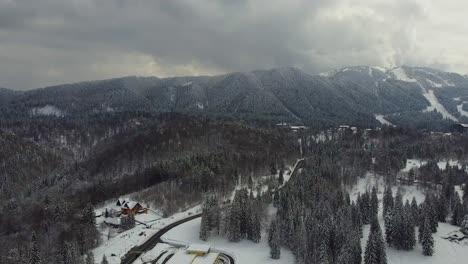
[2,66,468,128]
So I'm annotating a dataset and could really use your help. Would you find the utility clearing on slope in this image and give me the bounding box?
[375,114,395,126]
[390,67,458,121]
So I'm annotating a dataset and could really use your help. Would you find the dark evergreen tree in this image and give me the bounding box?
[199,213,209,241]
[101,255,109,264]
[278,169,284,185]
[268,220,280,259]
[410,197,419,225]
[370,186,379,220]
[29,232,41,264]
[364,220,387,264]
[85,252,95,264]
[317,241,329,264]
[382,187,394,218]
[419,216,434,256]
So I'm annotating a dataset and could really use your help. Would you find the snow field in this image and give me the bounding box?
[92,206,201,264]
[161,217,295,264]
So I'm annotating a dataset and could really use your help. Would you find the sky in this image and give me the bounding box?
[1,0,468,90]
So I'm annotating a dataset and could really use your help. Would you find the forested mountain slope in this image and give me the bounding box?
[2,66,468,128]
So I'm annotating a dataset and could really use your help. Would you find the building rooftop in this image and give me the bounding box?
[192,253,220,264]
[166,250,197,264]
[186,244,211,254]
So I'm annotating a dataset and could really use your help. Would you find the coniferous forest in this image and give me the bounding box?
[1,110,468,263]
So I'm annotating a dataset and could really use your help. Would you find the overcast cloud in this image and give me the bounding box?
[1,0,467,90]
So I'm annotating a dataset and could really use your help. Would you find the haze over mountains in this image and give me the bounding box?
[2,66,468,128]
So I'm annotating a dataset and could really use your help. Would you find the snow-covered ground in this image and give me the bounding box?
[375,114,395,127]
[350,173,426,204]
[353,173,468,263]
[161,217,295,264]
[92,206,202,264]
[402,159,463,172]
[422,90,458,121]
[362,221,468,264]
[31,105,64,117]
[457,103,468,117]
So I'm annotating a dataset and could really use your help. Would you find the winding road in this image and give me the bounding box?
[120,213,201,264]
[121,158,305,264]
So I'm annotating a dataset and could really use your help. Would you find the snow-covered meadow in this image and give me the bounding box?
[161,217,295,264]
[352,173,468,264]
[92,206,201,264]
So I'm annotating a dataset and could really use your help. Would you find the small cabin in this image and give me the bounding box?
[121,201,144,215]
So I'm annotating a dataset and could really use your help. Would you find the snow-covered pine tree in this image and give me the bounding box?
[317,241,329,264]
[85,252,95,264]
[101,255,109,264]
[29,232,41,264]
[199,212,209,241]
[350,229,362,264]
[437,194,448,222]
[250,208,261,243]
[227,201,241,242]
[384,209,394,245]
[426,195,439,232]
[419,216,434,256]
[410,197,419,225]
[269,220,280,259]
[370,187,379,220]
[460,214,468,235]
[383,187,394,217]
[403,203,416,250]
[293,220,307,264]
[364,219,387,264]
[451,194,464,226]
[336,241,352,264]
[278,169,284,185]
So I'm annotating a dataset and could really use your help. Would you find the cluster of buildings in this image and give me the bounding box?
[145,244,228,264]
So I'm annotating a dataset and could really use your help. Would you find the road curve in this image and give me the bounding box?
[120,213,201,264]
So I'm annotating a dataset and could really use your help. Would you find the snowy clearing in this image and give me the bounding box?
[375,114,395,126]
[402,159,463,172]
[390,67,416,82]
[92,206,201,264]
[422,90,458,121]
[457,104,468,117]
[350,173,426,204]
[162,217,295,264]
[353,174,468,264]
[362,221,468,264]
[31,105,64,117]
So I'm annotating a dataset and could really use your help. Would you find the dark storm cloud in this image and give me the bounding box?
[0,0,467,90]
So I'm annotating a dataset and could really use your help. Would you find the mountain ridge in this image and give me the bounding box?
[2,66,468,128]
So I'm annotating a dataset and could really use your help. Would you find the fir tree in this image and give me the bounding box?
[199,213,209,241]
[410,197,419,225]
[384,209,394,245]
[278,169,284,185]
[101,255,109,264]
[85,252,95,264]
[317,241,329,264]
[370,187,379,220]
[293,220,307,263]
[364,220,387,264]
[351,230,362,264]
[382,187,394,218]
[451,194,464,226]
[269,220,280,259]
[250,209,261,243]
[29,232,41,264]
[419,216,434,256]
